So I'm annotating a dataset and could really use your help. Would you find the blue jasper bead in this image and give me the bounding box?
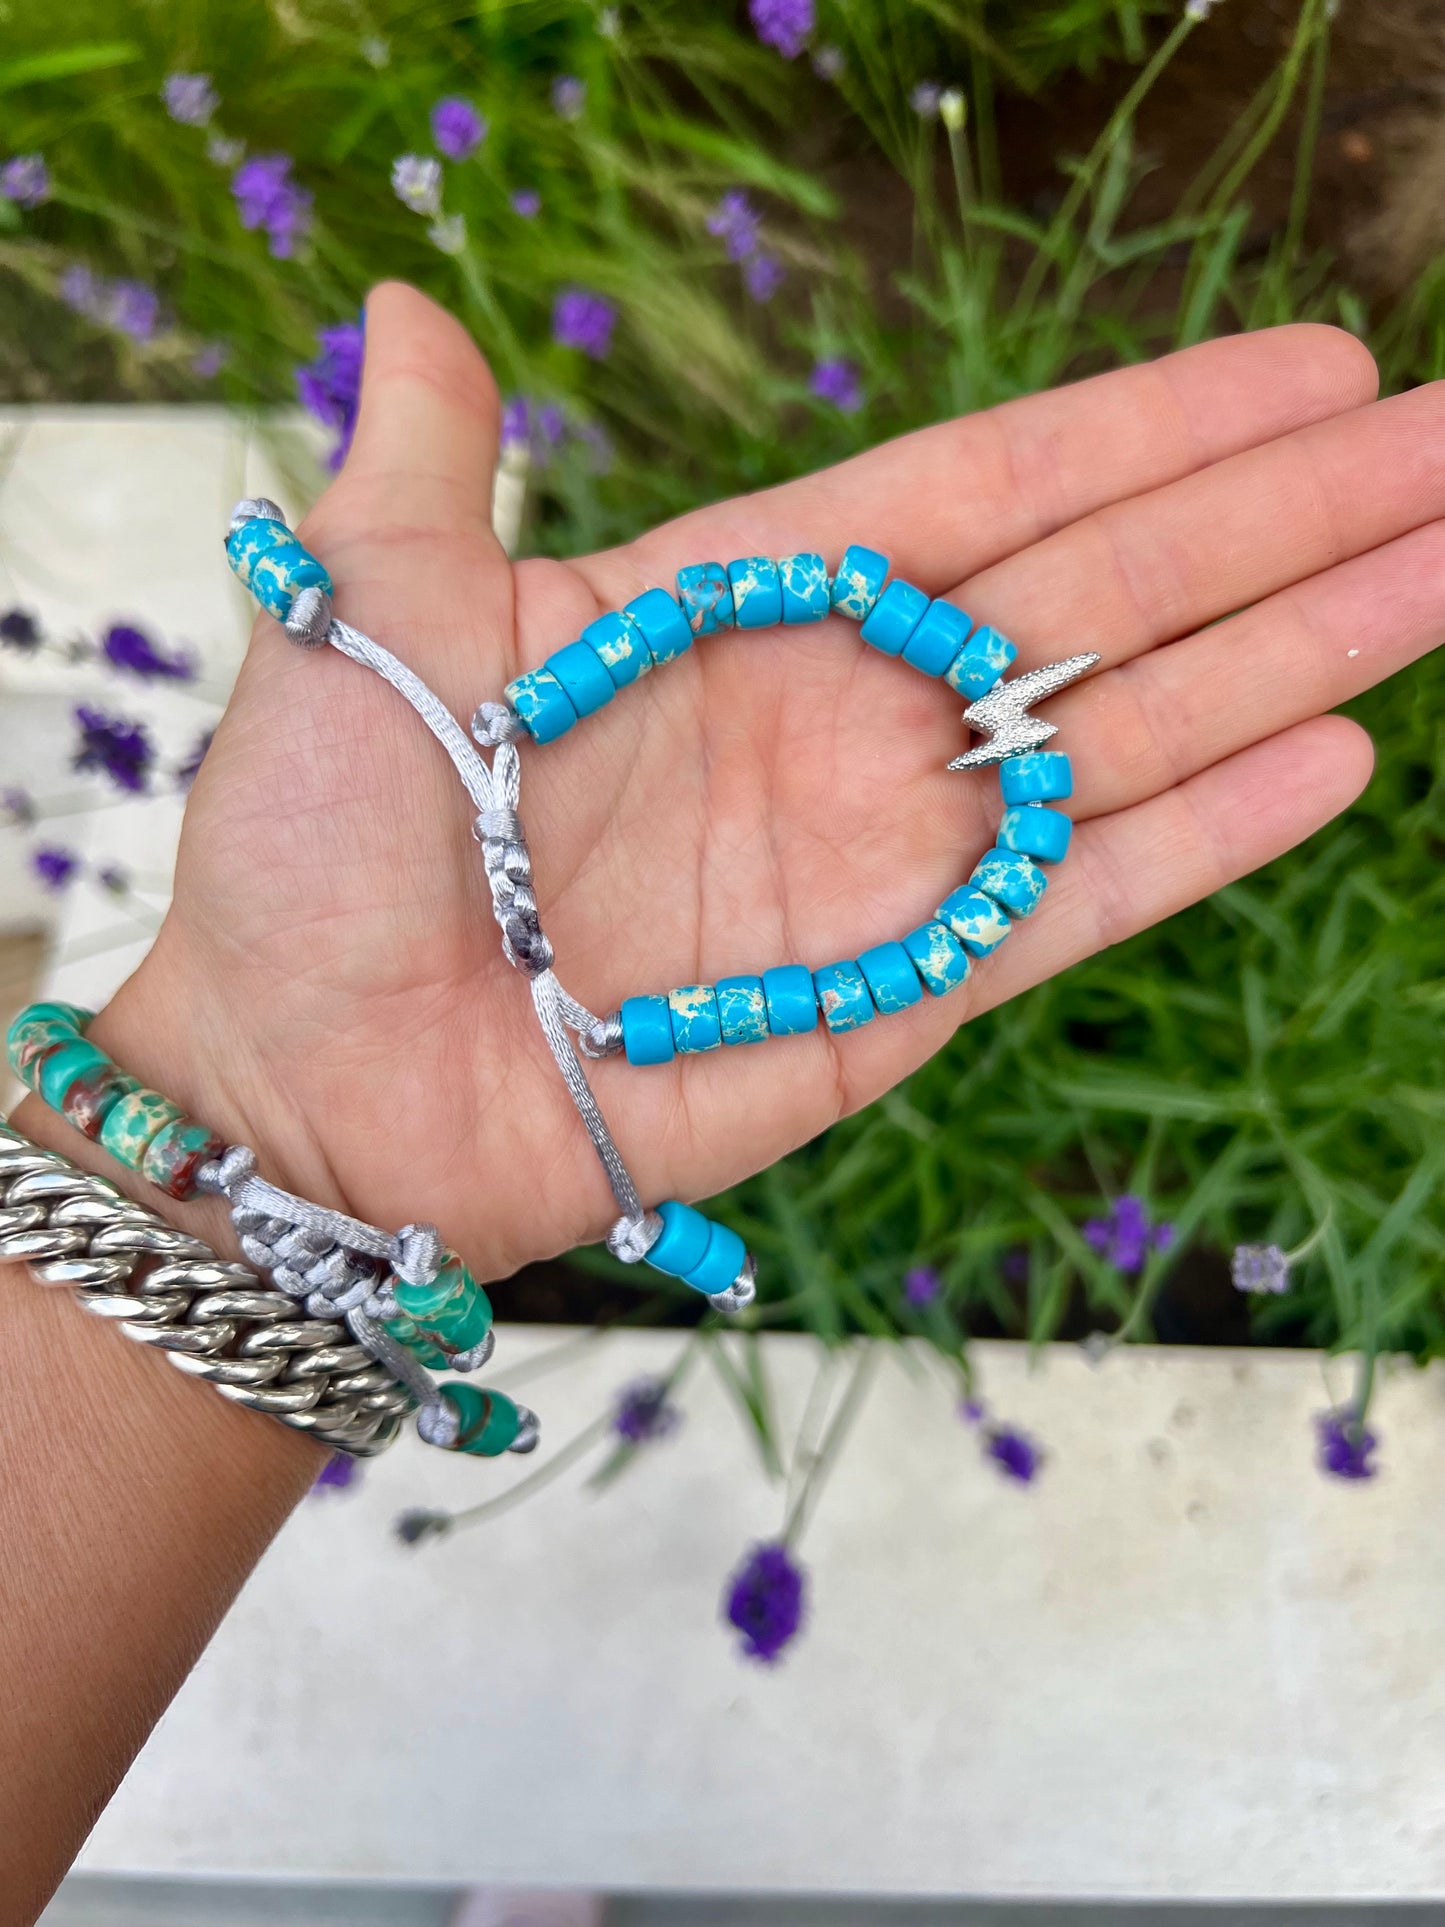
[626,587,693,666]
[936,885,1012,957]
[830,544,889,621]
[582,609,652,688]
[857,941,924,1015]
[226,517,333,622]
[778,552,830,624]
[762,964,818,1037]
[647,1199,712,1277]
[860,579,928,657]
[902,599,970,677]
[716,975,769,1045]
[668,984,723,1054]
[813,960,875,1034]
[545,639,616,718]
[971,847,1047,918]
[505,667,578,744]
[683,1219,747,1296]
[945,624,1018,700]
[1000,751,1073,806]
[903,921,972,997]
[727,557,783,630]
[676,563,734,637]
[620,994,676,1066]
[999,804,1072,864]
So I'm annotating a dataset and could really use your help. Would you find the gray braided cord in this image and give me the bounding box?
[0,1119,410,1455]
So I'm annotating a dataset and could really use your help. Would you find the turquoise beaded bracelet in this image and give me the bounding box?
[221,501,1097,1335]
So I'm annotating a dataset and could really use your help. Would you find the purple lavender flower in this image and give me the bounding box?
[986,1424,1041,1484]
[207,133,244,169]
[724,1542,806,1663]
[107,281,160,342]
[552,286,616,359]
[500,395,530,451]
[73,705,153,793]
[810,357,863,413]
[101,621,193,681]
[1083,1195,1174,1274]
[613,1376,682,1445]
[707,189,761,262]
[510,187,541,218]
[1316,1408,1378,1482]
[175,729,212,792]
[910,81,943,118]
[395,1508,451,1545]
[743,253,785,302]
[0,608,40,651]
[750,0,813,58]
[392,152,442,217]
[1,155,50,208]
[1,786,35,826]
[904,1265,941,1307]
[97,862,130,895]
[231,154,311,259]
[296,318,365,471]
[432,96,487,161]
[32,846,79,891]
[551,74,586,120]
[58,265,104,319]
[192,342,226,379]
[1232,1243,1291,1294]
[312,1451,359,1492]
[162,72,218,126]
[959,1397,986,1424]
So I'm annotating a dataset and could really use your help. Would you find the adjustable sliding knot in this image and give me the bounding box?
[471,701,523,746]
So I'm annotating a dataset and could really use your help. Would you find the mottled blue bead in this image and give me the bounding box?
[225,516,332,622]
[857,940,924,1014]
[505,667,578,743]
[621,994,675,1065]
[762,964,818,1036]
[860,579,928,657]
[778,552,830,624]
[936,886,1012,957]
[546,639,616,718]
[902,599,970,677]
[727,556,783,630]
[626,587,693,666]
[999,804,1072,864]
[903,921,972,997]
[647,1199,712,1276]
[813,960,875,1034]
[971,847,1047,918]
[676,563,734,637]
[716,975,769,1045]
[684,1219,747,1296]
[945,624,1018,700]
[1000,751,1073,805]
[830,544,889,621]
[668,983,723,1054]
[583,609,652,687]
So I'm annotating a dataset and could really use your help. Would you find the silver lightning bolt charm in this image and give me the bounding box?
[947,651,1101,771]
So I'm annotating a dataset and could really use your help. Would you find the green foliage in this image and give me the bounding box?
[4,0,1442,1398]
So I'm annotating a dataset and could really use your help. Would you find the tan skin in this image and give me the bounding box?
[6,283,1445,1918]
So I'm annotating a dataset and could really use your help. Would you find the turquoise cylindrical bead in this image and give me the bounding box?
[813,960,875,1034]
[505,667,579,743]
[225,516,332,622]
[100,1088,186,1172]
[582,609,652,687]
[36,1037,113,1113]
[762,964,817,1036]
[63,1062,141,1140]
[626,587,693,665]
[621,995,676,1066]
[444,1382,524,1456]
[857,940,924,1014]
[859,579,928,657]
[999,804,1072,864]
[1000,751,1073,806]
[945,624,1017,700]
[902,599,969,677]
[668,984,723,1054]
[647,1199,713,1276]
[382,1306,450,1371]
[683,1219,747,1296]
[778,553,830,623]
[830,544,889,621]
[141,1115,227,1200]
[716,975,769,1045]
[936,885,1012,957]
[676,563,735,637]
[546,639,616,718]
[971,847,1048,918]
[903,921,972,997]
[7,1001,88,1086]
[727,557,783,630]
[394,1251,494,1355]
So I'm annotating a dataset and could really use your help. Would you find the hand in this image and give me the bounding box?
[30,285,1441,1282]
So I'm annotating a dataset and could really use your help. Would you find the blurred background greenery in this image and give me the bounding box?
[2,0,1443,1410]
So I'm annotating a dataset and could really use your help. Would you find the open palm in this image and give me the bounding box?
[96,284,1442,1284]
